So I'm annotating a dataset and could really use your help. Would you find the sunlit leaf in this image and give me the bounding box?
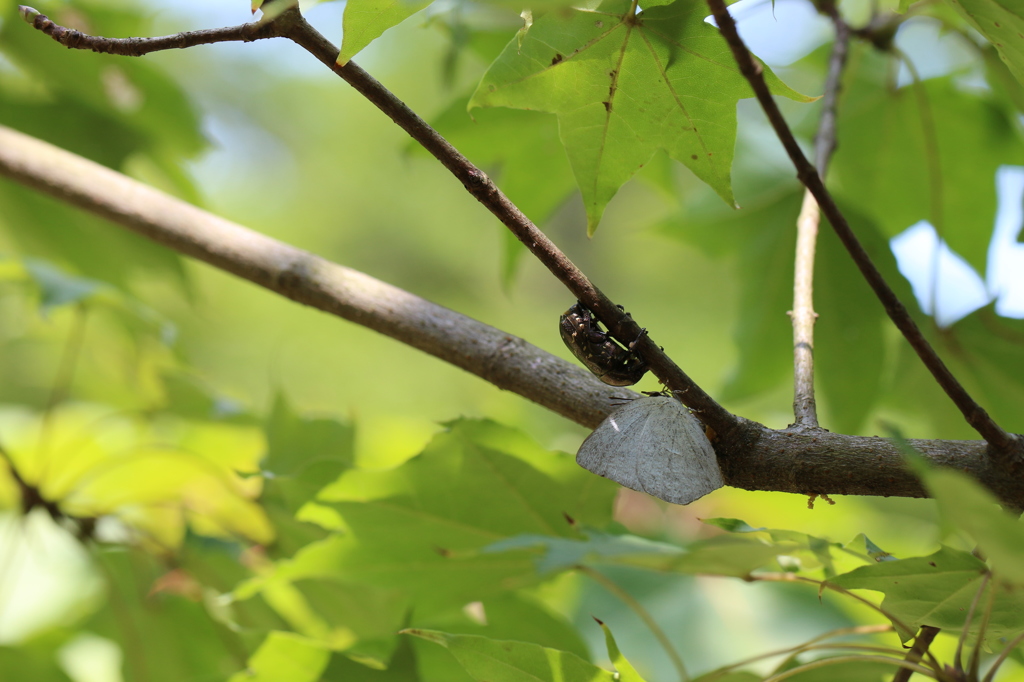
[830,546,1024,643]
[470,0,813,233]
[338,0,433,65]
[597,619,646,682]
[240,419,617,611]
[901,443,1024,584]
[0,405,272,550]
[945,0,1024,87]
[228,631,331,682]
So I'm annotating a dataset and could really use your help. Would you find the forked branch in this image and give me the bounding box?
[704,0,1022,463]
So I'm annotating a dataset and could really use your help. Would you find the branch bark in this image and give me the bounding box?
[4,124,1024,507]
[704,0,1023,464]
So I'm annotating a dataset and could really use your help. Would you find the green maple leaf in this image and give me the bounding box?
[470,0,814,234]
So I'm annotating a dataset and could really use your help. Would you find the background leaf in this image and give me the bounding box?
[830,546,1024,642]
[944,0,1024,87]
[403,629,617,682]
[470,0,812,233]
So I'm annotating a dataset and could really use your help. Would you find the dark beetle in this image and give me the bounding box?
[559,302,648,386]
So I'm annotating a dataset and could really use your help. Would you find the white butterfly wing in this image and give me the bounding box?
[577,396,724,505]
[635,399,724,505]
[577,398,655,492]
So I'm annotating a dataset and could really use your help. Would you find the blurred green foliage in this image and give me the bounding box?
[2,0,1024,679]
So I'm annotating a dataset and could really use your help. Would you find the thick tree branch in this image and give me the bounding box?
[4,125,1024,507]
[15,5,737,439]
[704,0,1022,463]
[790,8,850,429]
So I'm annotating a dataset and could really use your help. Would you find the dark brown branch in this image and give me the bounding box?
[891,626,940,682]
[5,124,1024,505]
[17,6,285,54]
[789,7,850,429]
[17,5,739,441]
[704,0,1022,463]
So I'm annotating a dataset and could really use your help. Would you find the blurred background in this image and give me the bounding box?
[1,0,1023,679]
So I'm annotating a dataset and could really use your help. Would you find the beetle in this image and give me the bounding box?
[559,301,648,386]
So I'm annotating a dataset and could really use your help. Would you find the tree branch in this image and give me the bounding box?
[704,0,1022,463]
[15,5,738,439]
[5,124,1024,506]
[891,625,940,682]
[791,190,821,428]
[790,7,850,429]
[17,5,286,52]
[0,124,630,430]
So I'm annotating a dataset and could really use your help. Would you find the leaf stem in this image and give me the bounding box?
[702,624,891,675]
[966,574,996,680]
[762,654,937,682]
[576,564,689,682]
[754,571,933,660]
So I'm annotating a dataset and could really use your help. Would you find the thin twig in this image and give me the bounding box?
[982,629,1024,682]
[18,6,286,53]
[812,4,850,173]
[762,654,937,682]
[954,572,990,671]
[789,5,850,428]
[703,0,1021,462]
[15,5,739,440]
[891,625,940,682]
[576,565,689,682]
[755,572,940,665]
[699,624,893,679]
[966,576,997,680]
